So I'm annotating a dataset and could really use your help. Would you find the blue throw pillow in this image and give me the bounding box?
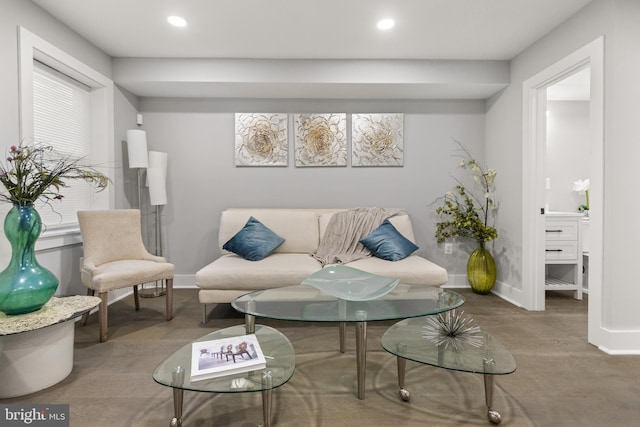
[223,216,285,261]
[359,219,419,261]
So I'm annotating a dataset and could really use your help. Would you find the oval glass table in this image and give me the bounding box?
[232,284,464,399]
[381,316,517,425]
[153,324,295,427]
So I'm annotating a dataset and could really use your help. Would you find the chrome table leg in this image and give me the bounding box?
[483,357,502,425]
[355,321,367,399]
[245,314,256,334]
[169,388,183,427]
[260,369,273,427]
[339,322,346,353]
[396,355,410,402]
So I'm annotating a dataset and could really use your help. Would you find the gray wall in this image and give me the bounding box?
[138,98,486,284]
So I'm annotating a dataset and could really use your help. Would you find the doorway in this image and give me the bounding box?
[521,37,604,346]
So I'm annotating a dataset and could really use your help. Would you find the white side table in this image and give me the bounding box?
[0,295,100,398]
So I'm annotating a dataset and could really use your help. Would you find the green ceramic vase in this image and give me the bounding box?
[466,241,496,295]
[0,204,58,315]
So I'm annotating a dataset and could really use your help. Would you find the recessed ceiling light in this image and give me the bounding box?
[377,18,395,31]
[167,16,187,27]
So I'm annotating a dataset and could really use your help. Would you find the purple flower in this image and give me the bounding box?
[6,157,13,162]
[10,145,17,152]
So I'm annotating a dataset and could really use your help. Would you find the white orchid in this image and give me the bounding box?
[572,178,590,211]
[572,178,590,193]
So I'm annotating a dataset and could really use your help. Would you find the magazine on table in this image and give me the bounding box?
[190,333,267,382]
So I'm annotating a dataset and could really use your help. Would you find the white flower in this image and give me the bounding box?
[486,169,496,186]
[572,178,590,192]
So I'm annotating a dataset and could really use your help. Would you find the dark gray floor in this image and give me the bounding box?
[3,288,639,426]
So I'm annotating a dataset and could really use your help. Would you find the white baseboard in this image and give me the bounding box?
[170,273,528,309]
[173,274,198,288]
[440,274,469,289]
[596,328,640,355]
[442,275,524,307]
[491,280,524,307]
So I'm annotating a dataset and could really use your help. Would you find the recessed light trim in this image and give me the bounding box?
[167,16,187,27]
[377,18,395,31]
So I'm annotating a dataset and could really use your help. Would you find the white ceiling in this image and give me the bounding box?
[31,0,594,99]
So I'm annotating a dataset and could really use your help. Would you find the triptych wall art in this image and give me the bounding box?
[234,113,404,167]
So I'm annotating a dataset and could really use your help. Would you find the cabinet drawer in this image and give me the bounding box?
[545,221,578,241]
[545,241,578,261]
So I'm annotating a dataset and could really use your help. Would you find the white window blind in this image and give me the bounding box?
[32,60,95,229]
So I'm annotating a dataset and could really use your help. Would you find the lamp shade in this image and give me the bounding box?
[146,151,168,187]
[147,167,167,205]
[126,129,149,168]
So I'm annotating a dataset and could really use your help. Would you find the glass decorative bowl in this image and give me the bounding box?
[301,265,399,301]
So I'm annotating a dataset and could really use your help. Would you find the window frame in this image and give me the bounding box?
[18,27,115,250]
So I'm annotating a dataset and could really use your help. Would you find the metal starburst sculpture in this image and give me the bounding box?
[421,309,483,352]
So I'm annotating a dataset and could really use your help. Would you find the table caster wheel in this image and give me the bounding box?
[170,417,182,427]
[399,388,411,402]
[487,409,502,425]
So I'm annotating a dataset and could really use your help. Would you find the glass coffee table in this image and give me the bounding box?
[381,317,516,425]
[232,284,464,399]
[153,324,295,427]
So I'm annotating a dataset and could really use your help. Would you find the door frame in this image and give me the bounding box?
[521,37,604,346]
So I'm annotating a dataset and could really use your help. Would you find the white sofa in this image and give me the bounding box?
[196,208,448,323]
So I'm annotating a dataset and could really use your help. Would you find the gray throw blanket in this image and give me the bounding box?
[313,207,406,266]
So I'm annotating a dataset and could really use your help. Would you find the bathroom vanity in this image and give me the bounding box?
[545,212,583,299]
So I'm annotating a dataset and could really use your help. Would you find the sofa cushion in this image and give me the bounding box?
[359,219,419,261]
[345,255,448,286]
[196,253,323,290]
[220,209,320,254]
[222,216,285,261]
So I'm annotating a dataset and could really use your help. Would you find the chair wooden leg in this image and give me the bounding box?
[202,303,208,327]
[80,288,95,326]
[98,292,109,343]
[166,278,174,321]
[133,285,140,310]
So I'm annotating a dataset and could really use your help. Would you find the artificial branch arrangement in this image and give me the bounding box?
[0,142,109,206]
[433,139,498,244]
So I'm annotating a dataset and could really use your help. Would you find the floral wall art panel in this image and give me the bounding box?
[351,113,404,167]
[235,113,288,166]
[294,113,347,167]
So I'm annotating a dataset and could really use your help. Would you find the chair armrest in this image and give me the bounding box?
[143,253,167,263]
[80,260,99,275]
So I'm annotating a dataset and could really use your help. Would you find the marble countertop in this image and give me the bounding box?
[0,295,101,335]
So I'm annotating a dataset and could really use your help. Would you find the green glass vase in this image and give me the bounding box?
[466,241,496,295]
[0,204,58,315]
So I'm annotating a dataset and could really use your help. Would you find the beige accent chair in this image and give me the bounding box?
[77,209,174,342]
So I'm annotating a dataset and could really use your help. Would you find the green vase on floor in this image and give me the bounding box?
[0,204,58,315]
[466,241,496,295]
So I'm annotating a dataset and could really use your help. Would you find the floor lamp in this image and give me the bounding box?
[141,151,168,298]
